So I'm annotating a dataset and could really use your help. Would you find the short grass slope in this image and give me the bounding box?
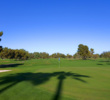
[0,58,110,100]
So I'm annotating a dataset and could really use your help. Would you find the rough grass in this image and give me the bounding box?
[0,58,110,100]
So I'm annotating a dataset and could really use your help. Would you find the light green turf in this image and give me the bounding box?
[0,58,110,100]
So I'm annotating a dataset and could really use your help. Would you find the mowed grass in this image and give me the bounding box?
[0,58,110,100]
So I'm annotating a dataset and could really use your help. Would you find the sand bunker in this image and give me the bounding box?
[0,70,11,73]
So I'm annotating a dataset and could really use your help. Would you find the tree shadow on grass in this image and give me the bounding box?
[98,60,110,65]
[97,63,103,65]
[99,60,110,62]
[0,63,24,68]
[0,72,90,100]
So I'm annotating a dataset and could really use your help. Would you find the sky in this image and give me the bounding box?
[0,0,110,55]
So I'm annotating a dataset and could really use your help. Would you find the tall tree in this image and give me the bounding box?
[0,31,3,52]
[0,31,3,36]
[78,44,90,60]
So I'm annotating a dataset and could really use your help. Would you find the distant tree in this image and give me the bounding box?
[39,52,49,59]
[77,44,90,60]
[8,49,15,59]
[29,53,35,59]
[51,53,66,58]
[0,47,14,59]
[93,54,99,59]
[0,47,29,60]
[66,54,72,58]
[73,53,81,59]
[51,53,57,58]
[33,52,41,59]
[55,53,61,58]
[90,48,94,58]
[100,51,110,60]
[14,49,29,60]
[29,52,50,59]
[0,47,9,59]
[60,53,66,58]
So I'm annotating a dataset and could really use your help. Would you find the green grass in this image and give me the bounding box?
[0,58,110,100]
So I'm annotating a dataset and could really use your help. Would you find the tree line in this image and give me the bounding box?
[0,47,109,60]
[30,52,72,59]
[0,47,29,60]
[0,48,73,60]
[0,31,110,60]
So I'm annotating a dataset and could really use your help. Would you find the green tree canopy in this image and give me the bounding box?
[0,47,29,60]
[78,44,90,60]
[100,51,110,59]
[0,31,3,36]
[90,48,94,55]
[90,48,94,58]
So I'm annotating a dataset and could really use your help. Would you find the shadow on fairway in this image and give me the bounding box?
[0,63,24,68]
[0,72,90,100]
[99,60,110,62]
[97,63,103,65]
[98,60,110,65]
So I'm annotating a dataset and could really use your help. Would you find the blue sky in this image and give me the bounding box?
[0,0,110,55]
